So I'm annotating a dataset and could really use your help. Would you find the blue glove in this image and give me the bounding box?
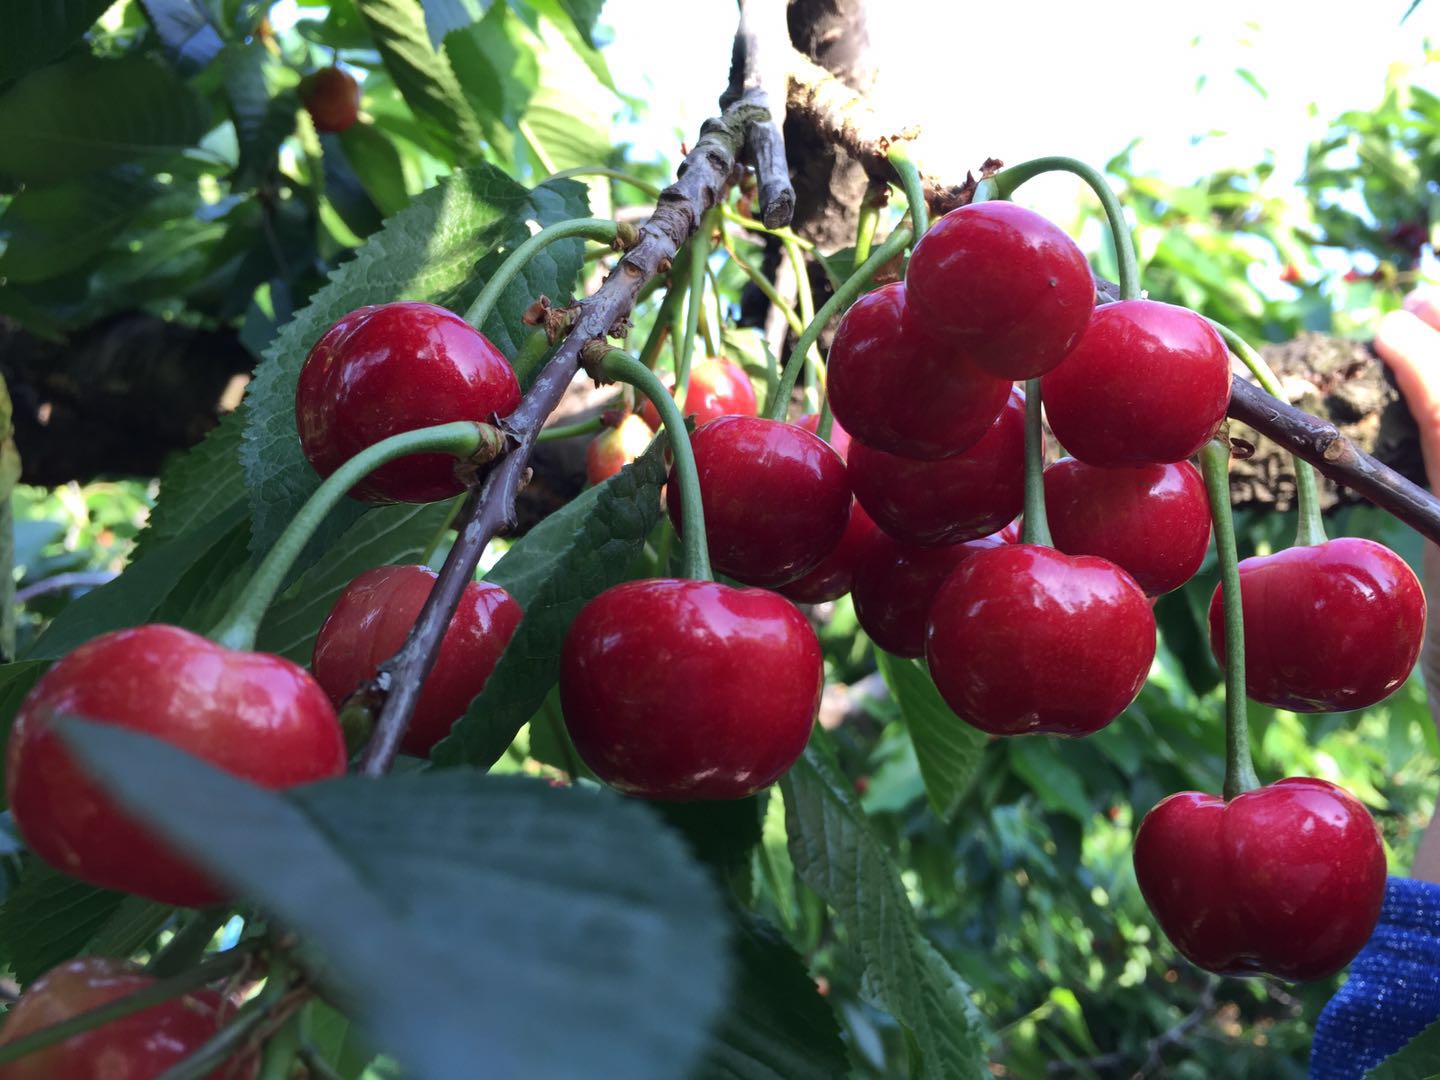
[1311,876,1440,1077]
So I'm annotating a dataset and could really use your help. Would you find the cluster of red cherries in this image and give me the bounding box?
[0,198,1428,1071]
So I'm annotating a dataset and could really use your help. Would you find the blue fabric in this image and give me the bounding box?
[1311,876,1440,1077]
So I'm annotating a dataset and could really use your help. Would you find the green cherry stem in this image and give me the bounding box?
[1020,379,1053,547]
[768,225,914,421]
[1200,437,1261,800]
[676,208,719,406]
[986,156,1140,302]
[209,422,495,652]
[853,186,883,264]
[598,349,712,582]
[463,217,622,329]
[886,143,929,237]
[0,947,255,1069]
[536,415,606,443]
[1208,318,1327,547]
[638,252,691,370]
[720,235,806,336]
[779,230,823,407]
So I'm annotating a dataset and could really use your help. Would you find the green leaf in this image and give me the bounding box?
[1006,739,1094,823]
[338,124,410,216]
[443,4,537,160]
[545,0,604,48]
[24,502,249,661]
[0,53,210,183]
[257,501,454,662]
[0,661,51,807]
[239,164,588,563]
[1368,1015,1440,1078]
[137,0,226,75]
[354,0,482,162]
[133,408,248,561]
[697,913,849,1080]
[0,166,157,283]
[0,0,112,85]
[430,439,668,767]
[875,651,988,822]
[63,722,732,1080]
[83,895,175,961]
[782,742,990,1078]
[0,865,120,981]
[222,43,297,189]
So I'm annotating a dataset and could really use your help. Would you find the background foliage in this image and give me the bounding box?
[0,1,1436,1075]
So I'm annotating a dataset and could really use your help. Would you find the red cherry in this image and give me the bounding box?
[1044,457,1211,595]
[778,503,880,604]
[926,545,1155,735]
[826,282,1012,458]
[559,579,823,799]
[793,413,852,460]
[1207,537,1425,712]
[296,302,521,504]
[904,202,1095,379]
[1041,300,1232,467]
[7,625,347,906]
[852,526,1014,658]
[667,416,851,587]
[584,413,654,486]
[1133,778,1386,980]
[638,357,758,430]
[0,957,253,1080]
[299,66,360,134]
[847,387,1025,545]
[311,565,522,756]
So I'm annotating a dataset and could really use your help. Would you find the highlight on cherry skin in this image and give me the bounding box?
[0,957,256,1080]
[559,578,824,800]
[6,625,348,907]
[311,564,523,756]
[295,301,522,504]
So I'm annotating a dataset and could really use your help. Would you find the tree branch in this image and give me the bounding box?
[355,100,755,776]
[722,0,795,228]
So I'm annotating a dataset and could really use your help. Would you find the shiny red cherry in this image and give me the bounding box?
[852,526,1014,658]
[848,387,1025,545]
[1041,300,1232,467]
[1133,778,1386,980]
[667,416,851,587]
[584,413,654,486]
[300,66,360,133]
[0,957,253,1080]
[559,579,823,799]
[904,202,1095,379]
[1207,537,1425,712]
[778,503,880,604]
[638,356,758,430]
[311,565,522,756]
[926,544,1155,735]
[1044,457,1211,595]
[296,301,521,503]
[826,282,1012,458]
[793,412,852,460]
[7,625,347,906]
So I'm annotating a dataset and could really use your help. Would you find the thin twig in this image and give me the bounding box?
[722,0,795,228]
[356,101,759,776]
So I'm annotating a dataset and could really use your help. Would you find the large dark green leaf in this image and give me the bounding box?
[1368,1016,1440,1078]
[354,0,482,162]
[337,124,410,216]
[875,651,988,822]
[133,407,247,561]
[222,43,297,189]
[63,722,731,1080]
[239,164,588,562]
[444,4,538,160]
[430,439,667,767]
[0,661,52,807]
[0,166,157,283]
[0,54,210,183]
[782,743,990,1078]
[0,862,170,984]
[0,0,112,85]
[257,501,455,662]
[24,502,249,661]
[696,914,849,1080]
